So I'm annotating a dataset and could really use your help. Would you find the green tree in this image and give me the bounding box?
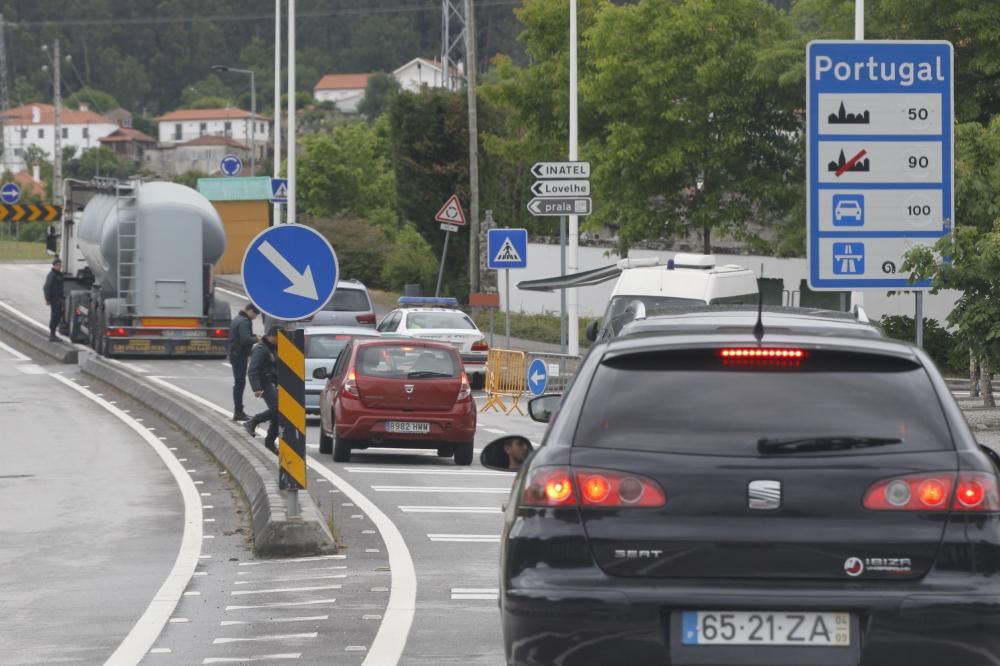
[583,0,802,253]
[296,119,398,230]
[382,224,439,294]
[65,87,119,112]
[358,73,400,120]
[182,75,234,107]
[310,214,391,289]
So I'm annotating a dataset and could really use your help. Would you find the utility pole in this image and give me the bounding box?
[53,39,63,207]
[287,0,296,224]
[274,0,282,224]
[0,15,10,110]
[567,1,579,355]
[464,0,480,294]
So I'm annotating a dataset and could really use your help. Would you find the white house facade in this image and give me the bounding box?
[156,108,270,163]
[392,57,460,91]
[0,103,118,172]
[312,73,371,113]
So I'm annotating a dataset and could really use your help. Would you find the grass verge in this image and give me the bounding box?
[473,310,598,348]
[0,240,50,261]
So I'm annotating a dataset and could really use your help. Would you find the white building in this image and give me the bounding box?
[312,73,372,113]
[156,107,270,164]
[0,103,118,172]
[393,57,462,91]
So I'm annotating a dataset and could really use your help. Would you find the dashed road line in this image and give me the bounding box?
[226,598,337,611]
[451,588,499,600]
[220,615,329,626]
[399,506,503,514]
[213,632,318,644]
[230,584,342,596]
[372,485,510,494]
[428,534,502,543]
[343,467,509,477]
[203,654,301,664]
[234,574,346,585]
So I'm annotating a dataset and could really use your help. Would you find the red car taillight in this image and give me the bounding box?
[356,313,377,325]
[456,371,472,402]
[521,467,667,508]
[471,338,489,352]
[344,369,360,397]
[106,327,129,337]
[863,472,1000,512]
[211,328,228,338]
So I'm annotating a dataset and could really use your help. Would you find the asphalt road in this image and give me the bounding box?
[0,262,549,665]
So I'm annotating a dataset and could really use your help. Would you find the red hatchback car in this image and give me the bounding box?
[317,338,477,464]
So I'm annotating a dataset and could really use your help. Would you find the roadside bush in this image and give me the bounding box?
[310,214,390,289]
[472,310,600,348]
[382,224,438,294]
[879,315,966,375]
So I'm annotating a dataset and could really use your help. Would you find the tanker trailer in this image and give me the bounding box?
[63,180,232,357]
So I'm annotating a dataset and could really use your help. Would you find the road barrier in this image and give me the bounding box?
[480,348,527,415]
[277,329,307,496]
[526,352,582,393]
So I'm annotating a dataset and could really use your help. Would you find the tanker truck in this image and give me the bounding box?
[48,178,232,357]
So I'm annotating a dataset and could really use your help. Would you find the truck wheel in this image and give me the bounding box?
[454,441,474,466]
[319,429,333,455]
[332,432,352,463]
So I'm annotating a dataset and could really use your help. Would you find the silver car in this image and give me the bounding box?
[307,280,377,328]
[304,325,380,414]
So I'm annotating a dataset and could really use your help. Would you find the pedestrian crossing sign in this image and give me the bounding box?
[271,178,288,203]
[487,228,528,270]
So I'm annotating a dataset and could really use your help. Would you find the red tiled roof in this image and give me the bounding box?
[0,103,112,125]
[12,170,45,197]
[98,127,156,144]
[178,135,249,150]
[314,73,372,91]
[157,107,270,122]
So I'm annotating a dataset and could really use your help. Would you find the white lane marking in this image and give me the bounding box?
[203,655,301,664]
[149,648,172,654]
[0,300,49,331]
[428,534,501,543]
[225,598,337,611]
[49,374,202,666]
[114,365,414,666]
[451,588,499,600]
[222,361,232,368]
[236,555,346,567]
[372,486,510,494]
[0,338,30,361]
[343,467,509,477]
[169,618,189,623]
[234,575,346,585]
[220,615,329,626]
[16,363,46,374]
[346,646,368,652]
[216,286,248,301]
[213,633,318,644]
[230,584,342,596]
[480,427,506,435]
[399,506,502,514]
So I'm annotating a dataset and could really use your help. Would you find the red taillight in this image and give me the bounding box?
[864,472,1000,512]
[356,313,377,325]
[719,348,805,368]
[521,467,666,508]
[211,328,228,338]
[720,348,805,358]
[456,372,472,402]
[344,369,360,397]
[106,327,129,337]
[471,338,489,352]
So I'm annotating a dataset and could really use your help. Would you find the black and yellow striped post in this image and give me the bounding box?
[277,329,307,496]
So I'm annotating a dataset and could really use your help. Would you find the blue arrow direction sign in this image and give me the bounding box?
[0,182,20,204]
[241,224,339,320]
[487,228,528,270]
[527,358,548,396]
[220,153,243,177]
[271,178,288,203]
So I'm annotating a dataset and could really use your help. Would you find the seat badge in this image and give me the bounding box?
[748,480,781,510]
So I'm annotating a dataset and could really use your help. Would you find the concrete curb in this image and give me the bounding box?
[0,307,78,364]
[79,353,337,558]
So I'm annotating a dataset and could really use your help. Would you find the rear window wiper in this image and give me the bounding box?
[757,436,903,455]
[406,371,454,378]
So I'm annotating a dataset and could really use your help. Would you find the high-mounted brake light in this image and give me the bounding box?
[344,369,360,397]
[720,348,805,358]
[720,348,805,368]
[864,472,1000,512]
[521,467,666,508]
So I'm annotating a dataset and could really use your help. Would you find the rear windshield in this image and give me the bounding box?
[405,312,476,330]
[357,345,460,379]
[305,334,354,359]
[575,349,951,456]
[323,289,371,312]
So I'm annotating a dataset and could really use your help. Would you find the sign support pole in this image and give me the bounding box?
[849,0,865,313]
[560,215,567,353]
[277,329,307,517]
[435,230,450,297]
[915,292,924,348]
[567,0,580,356]
[273,0,282,225]
[505,268,511,348]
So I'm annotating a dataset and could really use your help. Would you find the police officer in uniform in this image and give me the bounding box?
[244,324,281,454]
[43,258,64,341]
[227,303,260,421]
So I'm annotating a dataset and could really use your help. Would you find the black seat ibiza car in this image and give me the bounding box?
[482,310,1000,666]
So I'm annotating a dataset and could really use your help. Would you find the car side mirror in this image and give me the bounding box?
[312,367,328,380]
[527,394,560,423]
[585,320,599,342]
[480,436,534,472]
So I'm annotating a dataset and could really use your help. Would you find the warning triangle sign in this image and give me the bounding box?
[434,194,466,226]
[494,237,521,263]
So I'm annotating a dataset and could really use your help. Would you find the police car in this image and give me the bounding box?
[376,297,489,389]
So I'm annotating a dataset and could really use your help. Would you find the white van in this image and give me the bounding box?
[518,253,758,341]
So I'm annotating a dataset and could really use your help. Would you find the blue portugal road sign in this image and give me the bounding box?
[0,182,20,204]
[487,228,528,270]
[807,40,953,290]
[241,225,339,321]
[220,153,243,177]
[271,178,288,203]
[526,358,548,397]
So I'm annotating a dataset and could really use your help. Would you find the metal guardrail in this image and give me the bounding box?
[525,352,582,393]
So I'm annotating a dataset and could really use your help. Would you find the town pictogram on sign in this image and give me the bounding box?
[434,194,466,226]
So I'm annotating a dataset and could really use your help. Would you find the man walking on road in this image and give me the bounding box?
[228,303,260,421]
[244,324,281,455]
[43,258,64,341]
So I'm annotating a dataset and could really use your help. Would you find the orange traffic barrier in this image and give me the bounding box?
[480,348,527,415]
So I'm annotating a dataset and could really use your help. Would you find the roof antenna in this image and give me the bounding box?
[752,288,765,342]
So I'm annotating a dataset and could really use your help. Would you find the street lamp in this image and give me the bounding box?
[211,64,256,176]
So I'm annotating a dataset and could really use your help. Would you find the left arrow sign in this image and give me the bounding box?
[258,240,319,300]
